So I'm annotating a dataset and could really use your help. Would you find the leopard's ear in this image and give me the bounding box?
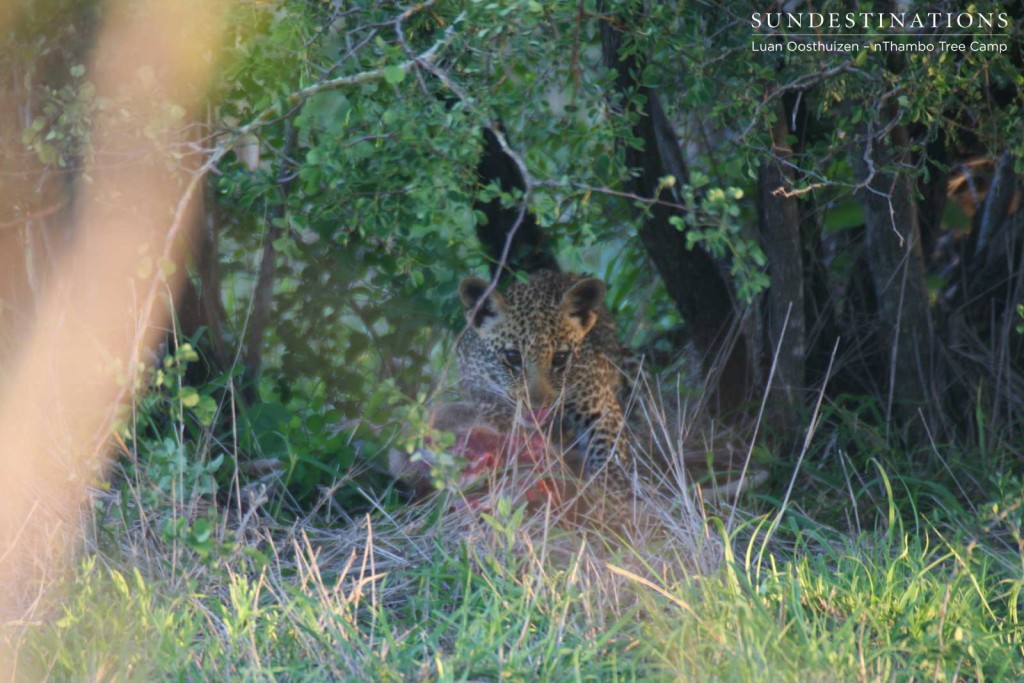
[459,277,506,331]
[561,277,605,337]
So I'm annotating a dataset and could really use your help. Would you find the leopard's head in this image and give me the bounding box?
[457,272,606,416]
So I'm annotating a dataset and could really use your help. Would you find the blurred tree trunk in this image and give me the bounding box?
[599,6,752,415]
[0,226,30,331]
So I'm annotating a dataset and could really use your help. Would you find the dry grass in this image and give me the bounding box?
[5,363,1023,681]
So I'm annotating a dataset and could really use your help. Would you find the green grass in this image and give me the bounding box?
[6,464,1023,682]
[5,367,1024,681]
[660,527,1022,680]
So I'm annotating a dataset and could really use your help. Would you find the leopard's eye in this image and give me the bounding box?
[503,348,522,369]
[552,351,571,369]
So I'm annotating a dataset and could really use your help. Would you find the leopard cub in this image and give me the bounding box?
[457,270,633,479]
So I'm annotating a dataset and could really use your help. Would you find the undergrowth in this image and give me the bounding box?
[3,342,1024,681]
[7,471,1023,681]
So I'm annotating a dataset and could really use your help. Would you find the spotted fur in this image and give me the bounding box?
[457,270,632,478]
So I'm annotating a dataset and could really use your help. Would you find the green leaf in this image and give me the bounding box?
[194,396,218,426]
[180,386,200,408]
[179,343,199,363]
[190,518,212,545]
[383,65,405,85]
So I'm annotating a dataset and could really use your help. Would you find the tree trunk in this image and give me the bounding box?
[915,128,947,261]
[757,110,806,423]
[242,120,298,402]
[851,118,936,435]
[599,8,752,414]
[474,124,560,280]
[176,186,232,387]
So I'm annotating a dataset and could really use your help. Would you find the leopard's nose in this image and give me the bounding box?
[526,377,553,409]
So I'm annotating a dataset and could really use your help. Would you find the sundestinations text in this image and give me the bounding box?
[750,11,1010,31]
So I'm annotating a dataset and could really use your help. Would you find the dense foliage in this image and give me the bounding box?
[1,0,1022,530]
